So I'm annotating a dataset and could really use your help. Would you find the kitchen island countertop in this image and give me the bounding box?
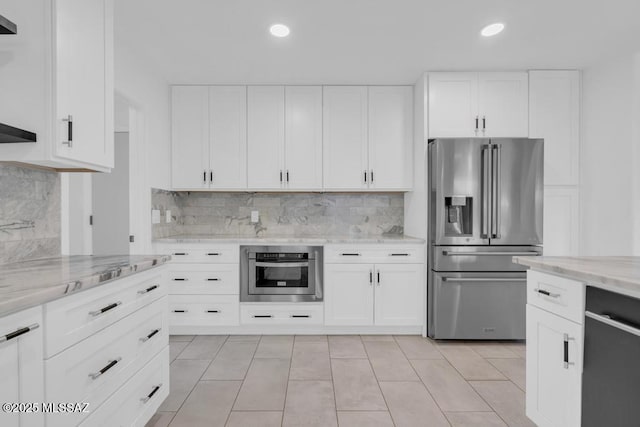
[0,255,171,318]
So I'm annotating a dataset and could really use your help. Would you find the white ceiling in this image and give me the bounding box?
[115,0,640,85]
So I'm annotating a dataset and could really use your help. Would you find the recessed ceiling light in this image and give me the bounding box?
[269,24,290,38]
[481,22,505,37]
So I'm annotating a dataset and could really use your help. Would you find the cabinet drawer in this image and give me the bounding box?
[168,264,239,295]
[527,270,585,324]
[157,243,239,263]
[324,244,425,264]
[44,267,167,358]
[79,346,169,427]
[169,295,239,326]
[45,297,168,427]
[240,303,324,325]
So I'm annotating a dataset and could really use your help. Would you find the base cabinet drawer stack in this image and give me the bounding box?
[324,244,425,327]
[526,270,585,427]
[157,243,240,332]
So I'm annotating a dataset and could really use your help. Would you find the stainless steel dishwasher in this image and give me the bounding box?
[582,286,640,426]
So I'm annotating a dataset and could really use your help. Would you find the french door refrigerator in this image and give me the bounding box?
[428,138,543,339]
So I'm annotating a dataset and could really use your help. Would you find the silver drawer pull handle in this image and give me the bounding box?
[137,284,159,294]
[0,323,39,343]
[172,278,188,281]
[140,384,162,403]
[172,252,188,256]
[89,357,122,380]
[207,253,220,256]
[207,278,220,281]
[290,314,310,318]
[139,328,161,342]
[253,315,272,318]
[442,251,541,256]
[89,301,122,317]
[340,253,361,256]
[206,310,221,314]
[389,253,410,256]
[172,309,188,313]
[534,288,560,298]
[441,277,526,282]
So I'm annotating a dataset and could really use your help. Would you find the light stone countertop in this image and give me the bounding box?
[514,256,640,299]
[0,255,171,318]
[153,234,426,244]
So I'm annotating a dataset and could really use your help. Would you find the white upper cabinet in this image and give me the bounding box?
[171,86,210,190]
[209,86,247,190]
[428,73,479,138]
[0,0,114,171]
[172,86,247,190]
[323,86,369,190]
[247,86,285,190]
[428,72,528,138]
[478,72,529,137]
[285,86,323,190]
[368,86,413,190]
[529,70,580,186]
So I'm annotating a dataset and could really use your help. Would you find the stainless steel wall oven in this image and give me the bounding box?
[240,246,323,302]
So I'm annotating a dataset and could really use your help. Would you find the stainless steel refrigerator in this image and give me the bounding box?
[428,138,543,340]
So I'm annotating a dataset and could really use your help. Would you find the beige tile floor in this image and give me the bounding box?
[146,335,533,427]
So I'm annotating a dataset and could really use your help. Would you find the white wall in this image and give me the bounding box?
[581,53,638,255]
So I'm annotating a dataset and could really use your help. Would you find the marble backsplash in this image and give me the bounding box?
[0,164,61,264]
[151,189,404,239]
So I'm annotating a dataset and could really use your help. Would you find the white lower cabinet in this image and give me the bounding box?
[324,260,424,327]
[0,307,44,427]
[526,270,584,427]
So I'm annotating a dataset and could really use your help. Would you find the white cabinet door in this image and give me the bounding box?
[478,72,529,137]
[55,0,112,167]
[428,73,479,138]
[368,86,413,190]
[209,86,247,189]
[324,264,374,326]
[171,86,210,190]
[543,188,579,256]
[285,86,323,190]
[526,304,582,427]
[374,264,423,326]
[529,71,580,186]
[323,86,368,190]
[0,307,44,427]
[247,86,285,190]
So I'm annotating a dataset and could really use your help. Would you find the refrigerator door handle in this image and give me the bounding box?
[491,144,502,239]
[481,144,491,238]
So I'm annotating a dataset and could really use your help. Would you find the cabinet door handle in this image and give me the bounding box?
[562,333,576,369]
[364,170,368,183]
[206,252,221,256]
[390,253,409,256]
[203,170,207,184]
[280,170,283,183]
[172,309,188,313]
[89,301,122,317]
[62,115,73,146]
[377,270,380,285]
[0,323,39,343]
[340,253,361,257]
[253,315,273,318]
[286,170,290,183]
[291,314,310,318]
[206,278,220,281]
[475,116,479,132]
[482,116,486,131]
[206,310,220,314]
[173,252,189,256]
[140,384,162,404]
[534,288,560,298]
[140,328,161,342]
[210,170,213,184]
[172,278,188,281]
[369,270,373,285]
[138,284,159,294]
[89,357,122,380]
[370,170,374,183]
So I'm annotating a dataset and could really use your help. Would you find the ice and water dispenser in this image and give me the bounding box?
[444,196,472,236]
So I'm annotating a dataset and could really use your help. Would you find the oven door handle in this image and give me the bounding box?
[254,262,309,268]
